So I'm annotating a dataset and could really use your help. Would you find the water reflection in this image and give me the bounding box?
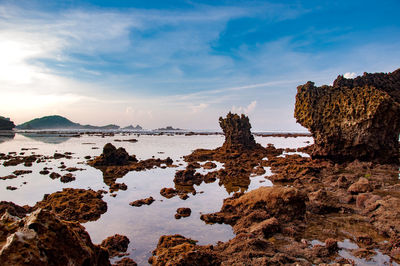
[0,131,15,144]
[19,132,73,144]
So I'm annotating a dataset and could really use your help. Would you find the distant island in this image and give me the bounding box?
[16,115,141,130]
[123,125,143,130]
[0,116,15,130]
[155,126,182,131]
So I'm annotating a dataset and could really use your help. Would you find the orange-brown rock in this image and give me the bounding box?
[113,257,137,266]
[100,234,130,257]
[219,112,256,150]
[201,186,307,234]
[148,234,220,266]
[33,188,107,223]
[0,209,110,265]
[129,197,155,207]
[294,68,400,163]
[91,143,137,166]
[175,207,191,219]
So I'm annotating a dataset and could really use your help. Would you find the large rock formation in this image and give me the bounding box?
[294,68,400,163]
[0,116,15,130]
[219,112,257,150]
[0,208,110,265]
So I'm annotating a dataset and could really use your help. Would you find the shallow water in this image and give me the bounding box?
[0,132,312,265]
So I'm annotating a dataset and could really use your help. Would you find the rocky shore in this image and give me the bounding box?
[1,68,399,265]
[149,69,400,265]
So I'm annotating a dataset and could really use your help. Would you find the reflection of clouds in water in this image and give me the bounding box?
[0,131,15,144]
[19,133,72,144]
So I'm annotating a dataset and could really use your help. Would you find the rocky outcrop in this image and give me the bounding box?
[294,68,400,163]
[0,116,15,130]
[200,186,307,234]
[33,188,107,223]
[0,208,110,265]
[219,112,256,151]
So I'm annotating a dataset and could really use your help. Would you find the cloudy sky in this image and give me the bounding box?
[1,0,399,130]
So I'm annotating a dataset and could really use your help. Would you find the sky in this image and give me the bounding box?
[0,0,399,131]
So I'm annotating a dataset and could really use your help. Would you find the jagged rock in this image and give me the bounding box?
[33,188,107,223]
[294,68,400,163]
[347,177,373,194]
[0,209,110,265]
[175,208,191,219]
[219,112,256,150]
[113,257,137,266]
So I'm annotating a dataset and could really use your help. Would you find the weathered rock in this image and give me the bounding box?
[294,68,400,163]
[175,208,191,219]
[173,169,203,186]
[148,234,220,266]
[0,209,110,265]
[60,173,75,183]
[219,112,256,150]
[100,234,130,257]
[33,188,107,223]
[129,197,155,207]
[200,186,307,234]
[347,177,373,194]
[92,143,137,166]
[0,201,30,218]
[113,257,137,266]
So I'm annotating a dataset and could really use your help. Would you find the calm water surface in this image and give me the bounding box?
[0,132,312,265]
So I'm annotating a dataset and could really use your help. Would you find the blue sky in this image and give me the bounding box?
[0,0,399,130]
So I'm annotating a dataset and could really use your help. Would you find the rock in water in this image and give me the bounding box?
[219,112,257,150]
[294,68,400,163]
[92,143,137,166]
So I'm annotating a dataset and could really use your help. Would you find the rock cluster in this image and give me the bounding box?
[294,68,400,163]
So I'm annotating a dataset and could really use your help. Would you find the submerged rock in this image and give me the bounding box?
[294,68,400,163]
[0,208,110,265]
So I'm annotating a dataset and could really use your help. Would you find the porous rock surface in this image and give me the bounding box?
[219,112,257,151]
[294,68,400,163]
[0,208,110,265]
[33,188,107,223]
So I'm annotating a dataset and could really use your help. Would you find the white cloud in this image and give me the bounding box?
[190,103,209,113]
[231,100,257,114]
[343,72,357,79]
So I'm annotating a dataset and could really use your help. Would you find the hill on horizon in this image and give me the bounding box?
[16,115,124,130]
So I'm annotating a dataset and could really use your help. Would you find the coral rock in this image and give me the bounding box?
[100,234,130,257]
[0,209,110,265]
[219,112,257,150]
[294,68,400,163]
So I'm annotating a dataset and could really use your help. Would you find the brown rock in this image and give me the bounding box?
[347,178,372,194]
[0,201,30,218]
[91,143,137,166]
[33,188,107,223]
[219,112,257,150]
[49,172,61,179]
[148,234,219,266]
[294,68,400,163]
[175,208,191,219]
[60,173,76,183]
[129,197,155,207]
[0,209,110,265]
[100,234,130,257]
[113,257,137,266]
